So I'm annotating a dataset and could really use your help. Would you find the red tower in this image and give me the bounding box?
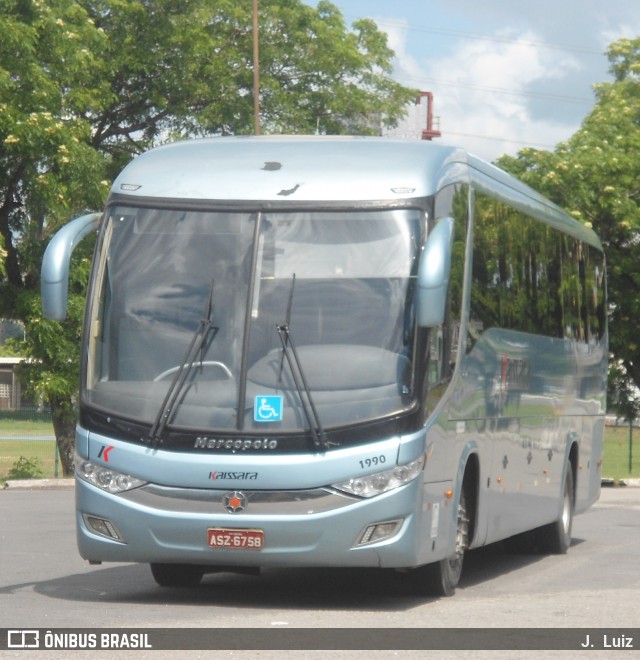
[417,91,441,140]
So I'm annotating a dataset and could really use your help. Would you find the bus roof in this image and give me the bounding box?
[110,136,601,249]
[112,136,461,202]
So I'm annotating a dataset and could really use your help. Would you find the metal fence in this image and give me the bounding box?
[0,409,59,481]
[603,420,639,480]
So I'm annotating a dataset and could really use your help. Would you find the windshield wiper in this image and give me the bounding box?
[148,279,218,446]
[276,275,330,451]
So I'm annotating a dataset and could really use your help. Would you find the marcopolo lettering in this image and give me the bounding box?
[194,437,278,451]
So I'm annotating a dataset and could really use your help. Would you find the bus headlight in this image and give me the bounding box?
[332,454,425,498]
[75,455,147,494]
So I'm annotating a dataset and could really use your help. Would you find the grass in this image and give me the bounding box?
[0,438,59,480]
[0,418,637,482]
[602,425,639,481]
[0,417,58,480]
[0,418,54,435]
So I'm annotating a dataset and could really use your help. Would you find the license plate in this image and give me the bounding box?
[207,528,264,550]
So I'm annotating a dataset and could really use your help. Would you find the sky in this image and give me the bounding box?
[310,0,640,162]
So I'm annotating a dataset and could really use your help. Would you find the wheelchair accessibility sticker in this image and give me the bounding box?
[254,395,283,422]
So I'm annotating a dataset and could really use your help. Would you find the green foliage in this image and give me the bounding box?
[497,36,640,418]
[0,0,109,296]
[15,245,93,423]
[8,455,44,479]
[178,0,416,136]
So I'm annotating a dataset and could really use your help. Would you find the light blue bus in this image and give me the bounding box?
[41,137,607,596]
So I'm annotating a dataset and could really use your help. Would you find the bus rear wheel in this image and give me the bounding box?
[150,563,204,588]
[415,489,469,597]
[537,461,574,554]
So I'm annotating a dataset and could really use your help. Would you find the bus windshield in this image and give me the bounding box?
[84,206,423,435]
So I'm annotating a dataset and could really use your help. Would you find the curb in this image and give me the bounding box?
[3,478,75,490]
[601,478,640,488]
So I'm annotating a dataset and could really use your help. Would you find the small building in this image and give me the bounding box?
[0,357,29,411]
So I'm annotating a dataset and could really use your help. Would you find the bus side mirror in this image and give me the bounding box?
[41,212,101,320]
[416,216,454,328]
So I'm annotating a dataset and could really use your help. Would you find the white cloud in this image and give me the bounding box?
[426,32,584,159]
[379,18,423,83]
[382,22,590,160]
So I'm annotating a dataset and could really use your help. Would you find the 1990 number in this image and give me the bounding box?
[358,455,386,469]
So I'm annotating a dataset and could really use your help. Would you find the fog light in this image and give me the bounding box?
[83,513,124,542]
[357,519,403,546]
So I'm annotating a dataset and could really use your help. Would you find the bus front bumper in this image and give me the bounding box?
[75,477,452,569]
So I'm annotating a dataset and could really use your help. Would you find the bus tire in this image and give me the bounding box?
[537,460,574,554]
[150,563,204,587]
[415,489,469,597]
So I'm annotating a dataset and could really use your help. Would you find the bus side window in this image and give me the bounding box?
[469,192,605,347]
[426,184,468,410]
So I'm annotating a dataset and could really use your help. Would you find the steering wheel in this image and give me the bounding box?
[153,360,234,382]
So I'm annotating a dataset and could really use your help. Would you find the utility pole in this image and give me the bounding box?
[252,0,260,135]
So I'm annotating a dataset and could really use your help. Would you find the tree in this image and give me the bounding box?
[497,37,640,418]
[14,246,94,473]
[199,0,415,135]
[0,0,415,474]
[1,0,109,474]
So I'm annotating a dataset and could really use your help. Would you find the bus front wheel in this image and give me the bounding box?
[150,563,204,588]
[414,489,469,597]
